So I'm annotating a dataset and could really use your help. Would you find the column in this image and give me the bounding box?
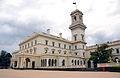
[47,59,49,67]
[90,60,94,68]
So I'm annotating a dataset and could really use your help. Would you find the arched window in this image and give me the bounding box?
[77,60,79,65]
[52,59,54,66]
[81,61,82,65]
[75,60,76,65]
[41,59,43,67]
[48,59,51,66]
[74,36,77,41]
[71,60,74,65]
[72,60,74,63]
[74,16,77,21]
[45,59,47,66]
[62,59,65,66]
[55,59,57,66]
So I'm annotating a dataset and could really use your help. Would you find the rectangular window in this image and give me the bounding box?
[83,52,85,57]
[28,43,30,47]
[52,51,54,54]
[52,42,55,46]
[74,36,77,41]
[31,41,33,46]
[45,40,48,45]
[116,49,119,53]
[35,40,37,45]
[69,46,71,50]
[25,44,27,49]
[34,48,36,54]
[45,50,47,53]
[64,44,66,49]
[75,45,77,49]
[58,43,61,48]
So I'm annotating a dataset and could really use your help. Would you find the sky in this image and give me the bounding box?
[0,0,120,53]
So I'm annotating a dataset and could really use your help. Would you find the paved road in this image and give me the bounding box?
[0,69,120,78]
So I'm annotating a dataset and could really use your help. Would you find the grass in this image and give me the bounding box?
[112,66,120,67]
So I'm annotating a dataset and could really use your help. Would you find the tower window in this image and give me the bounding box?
[74,16,77,21]
[74,36,77,41]
[81,34,84,41]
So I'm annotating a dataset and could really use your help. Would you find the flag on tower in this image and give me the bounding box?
[73,2,76,4]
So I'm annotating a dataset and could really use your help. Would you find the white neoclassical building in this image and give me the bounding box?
[11,9,120,69]
[11,9,88,68]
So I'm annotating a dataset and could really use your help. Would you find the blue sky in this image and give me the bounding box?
[0,0,120,53]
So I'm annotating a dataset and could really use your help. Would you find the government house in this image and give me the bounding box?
[11,9,120,68]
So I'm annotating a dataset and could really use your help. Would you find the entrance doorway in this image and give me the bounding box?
[25,58,30,68]
[87,60,91,68]
[32,61,35,68]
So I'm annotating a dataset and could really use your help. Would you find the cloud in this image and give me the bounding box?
[0,0,120,53]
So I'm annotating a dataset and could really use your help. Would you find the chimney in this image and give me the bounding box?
[27,36,31,39]
[59,33,62,38]
[33,32,37,35]
[47,29,50,34]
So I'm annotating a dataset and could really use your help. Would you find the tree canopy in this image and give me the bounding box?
[0,50,12,66]
[89,44,113,64]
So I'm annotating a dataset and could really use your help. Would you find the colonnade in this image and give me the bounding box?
[41,59,57,67]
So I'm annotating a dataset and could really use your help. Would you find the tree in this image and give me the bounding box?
[0,50,12,66]
[89,44,113,66]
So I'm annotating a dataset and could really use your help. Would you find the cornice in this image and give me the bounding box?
[69,23,87,30]
[19,32,72,46]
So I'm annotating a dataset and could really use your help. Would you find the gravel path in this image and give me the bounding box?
[0,69,120,78]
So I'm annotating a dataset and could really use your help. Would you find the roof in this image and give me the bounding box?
[86,40,120,50]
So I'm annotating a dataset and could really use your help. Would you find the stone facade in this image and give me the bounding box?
[11,9,88,68]
[11,9,120,69]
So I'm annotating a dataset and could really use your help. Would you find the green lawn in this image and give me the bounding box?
[112,66,120,67]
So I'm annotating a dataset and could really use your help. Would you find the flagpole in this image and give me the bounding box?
[73,2,77,9]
